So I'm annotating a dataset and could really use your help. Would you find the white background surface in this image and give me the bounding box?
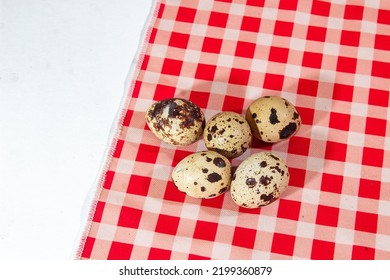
[0,0,153,259]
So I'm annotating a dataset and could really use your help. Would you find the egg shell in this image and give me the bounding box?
[246,96,301,143]
[230,152,289,208]
[171,151,231,199]
[145,98,205,146]
[203,112,252,159]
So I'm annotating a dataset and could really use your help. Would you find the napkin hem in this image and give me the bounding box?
[73,0,160,260]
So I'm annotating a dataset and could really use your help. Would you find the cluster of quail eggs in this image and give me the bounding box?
[145,96,301,209]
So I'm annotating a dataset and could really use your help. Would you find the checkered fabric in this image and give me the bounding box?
[77,0,390,260]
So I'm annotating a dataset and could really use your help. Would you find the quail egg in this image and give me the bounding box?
[171,151,231,199]
[230,152,289,208]
[246,96,301,143]
[145,98,205,145]
[203,112,252,159]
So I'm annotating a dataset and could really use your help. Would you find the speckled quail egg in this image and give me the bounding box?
[145,98,205,145]
[171,151,231,199]
[203,112,252,159]
[230,152,289,208]
[246,96,301,143]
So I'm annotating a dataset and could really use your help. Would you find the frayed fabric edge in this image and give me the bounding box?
[73,0,161,260]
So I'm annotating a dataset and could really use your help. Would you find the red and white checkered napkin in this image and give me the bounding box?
[77,0,390,259]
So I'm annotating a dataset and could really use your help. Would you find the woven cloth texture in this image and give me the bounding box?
[78,0,390,260]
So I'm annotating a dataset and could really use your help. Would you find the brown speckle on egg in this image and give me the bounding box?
[260,175,272,186]
[219,187,228,194]
[269,108,280,124]
[207,172,222,183]
[246,178,257,187]
[213,157,226,168]
[260,193,274,202]
[279,122,298,140]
